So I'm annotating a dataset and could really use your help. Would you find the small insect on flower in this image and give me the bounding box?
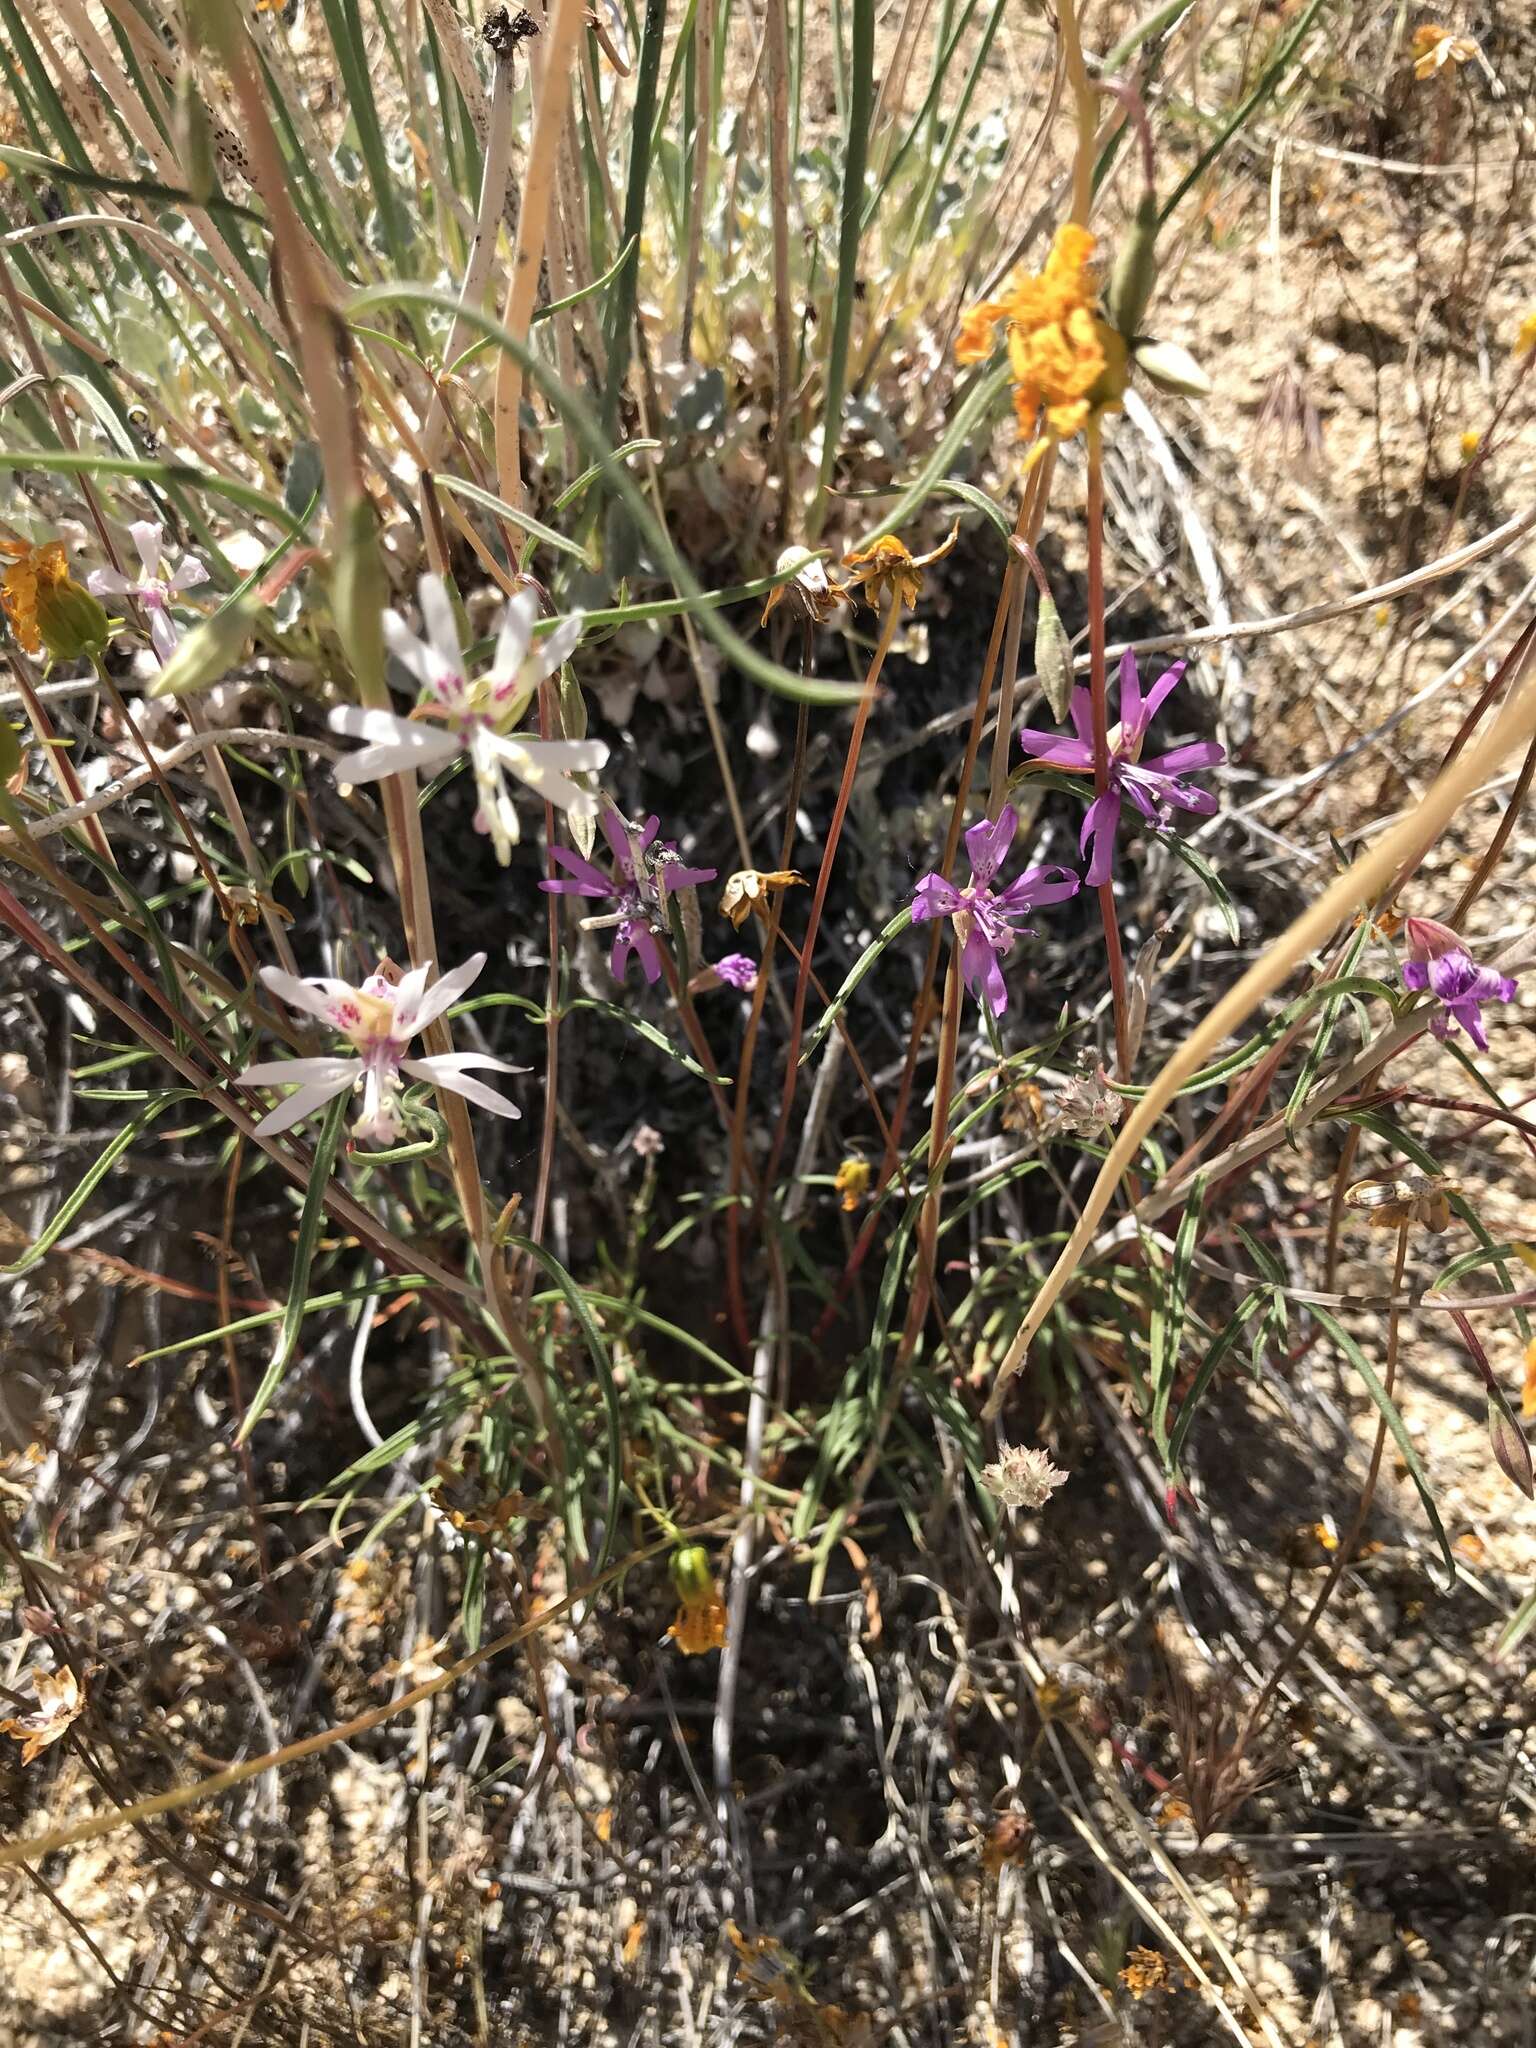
[1344,1171,1460,1234]
[667,1544,726,1655]
[841,525,958,614]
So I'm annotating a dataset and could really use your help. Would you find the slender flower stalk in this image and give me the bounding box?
[241,954,524,1145]
[328,576,606,864]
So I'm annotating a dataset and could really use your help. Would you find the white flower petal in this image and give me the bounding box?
[169,555,210,592]
[402,1055,522,1119]
[240,1056,360,1086]
[382,608,438,694]
[390,961,434,1037]
[258,967,360,1023]
[128,520,163,581]
[489,588,538,688]
[486,735,609,814]
[409,951,487,1033]
[533,611,585,685]
[418,574,465,680]
[331,721,460,784]
[88,568,133,598]
[248,1070,357,1136]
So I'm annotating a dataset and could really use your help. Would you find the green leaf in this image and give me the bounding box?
[1310,1304,1454,1581]
[801,905,913,1065]
[237,1088,351,1443]
[2,1090,199,1275]
[0,143,264,221]
[1157,829,1240,943]
[434,473,596,565]
[1148,1175,1205,1458]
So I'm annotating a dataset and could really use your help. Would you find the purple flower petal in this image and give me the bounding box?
[1139,658,1188,730]
[1080,789,1121,889]
[964,805,1017,888]
[1141,739,1224,776]
[541,845,613,896]
[961,924,1008,1014]
[995,863,1081,913]
[1017,730,1095,771]
[911,873,963,922]
[1117,648,1143,735]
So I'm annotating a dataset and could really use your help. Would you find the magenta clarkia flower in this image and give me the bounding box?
[541,810,716,984]
[1017,650,1223,888]
[715,953,758,991]
[909,804,1079,1014]
[1400,916,1518,1052]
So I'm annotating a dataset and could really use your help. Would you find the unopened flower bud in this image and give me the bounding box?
[37,578,111,662]
[1108,190,1160,342]
[1033,592,1074,723]
[148,592,259,698]
[669,1544,714,1604]
[1133,339,1211,399]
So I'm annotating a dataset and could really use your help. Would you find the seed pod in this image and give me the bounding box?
[669,1544,714,1604]
[1107,190,1159,342]
[37,580,110,662]
[1034,593,1074,723]
[147,592,259,699]
[1133,339,1212,399]
[175,68,217,205]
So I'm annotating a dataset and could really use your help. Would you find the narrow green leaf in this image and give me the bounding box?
[237,1089,351,1443]
[801,905,913,1065]
[3,1090,199,1275]
[0,144,263,221]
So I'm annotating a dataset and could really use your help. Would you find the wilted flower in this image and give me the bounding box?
[1411,22,1479,78]
[760,544,840,627]
[88,521,208,663]
[329,576,606,865]
[667,1544,725,1655]
[714,952,758,991]
[1400,915,1518,1051]
[240,952,524,1145]
[982,1443,1068,1510]
[1120,1947,1172,2000]
[1018,650,1223,888]
[957,224,1128,452]
[910,804,1079,1014]
[833,1157,872,1211]
[0,1663,85,1765]
[719,866,805,929]
[0,537,110,660]
[841,525,958,613]
[542,809,715,984]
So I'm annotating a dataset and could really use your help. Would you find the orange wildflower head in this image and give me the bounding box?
[841,522,958,613]
[0,536,109,660]
[668,1543,726,1655]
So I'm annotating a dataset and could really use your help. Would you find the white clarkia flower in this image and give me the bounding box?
[240,952,525,1147]
[329,576,607,865]
[87,520,209,664]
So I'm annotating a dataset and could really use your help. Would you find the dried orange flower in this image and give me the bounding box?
[1,537,71,655]
[957,225,1129,455]
[833,1157,872,1212]
[1411,22,1479,78]
[841,524,958,613]
[668,1544,726,1655]
[0,1663,84,1764]
[1120,1945,1172,1998]
[720,867,806,928]
[981,1809,1033,1876]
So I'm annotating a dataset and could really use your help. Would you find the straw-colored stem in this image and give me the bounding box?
[1086,424,1131,1075]
[493,0,587,509]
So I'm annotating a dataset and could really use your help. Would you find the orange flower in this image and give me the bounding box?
[1411,22,1479,79]
[1,536,71,654]
[0,536,109,659]
[955,224,1128,454]
[667,1543,726,1655]
[841,523,958,613]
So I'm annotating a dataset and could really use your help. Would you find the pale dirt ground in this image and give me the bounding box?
[3,1,1536,2043]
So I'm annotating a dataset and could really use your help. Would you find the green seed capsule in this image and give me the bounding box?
[1034,593,1074,724]
[1107,191,1159,343]
[670,1544,714,1604]
[175,68,217,205]
[37,581,111,663]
